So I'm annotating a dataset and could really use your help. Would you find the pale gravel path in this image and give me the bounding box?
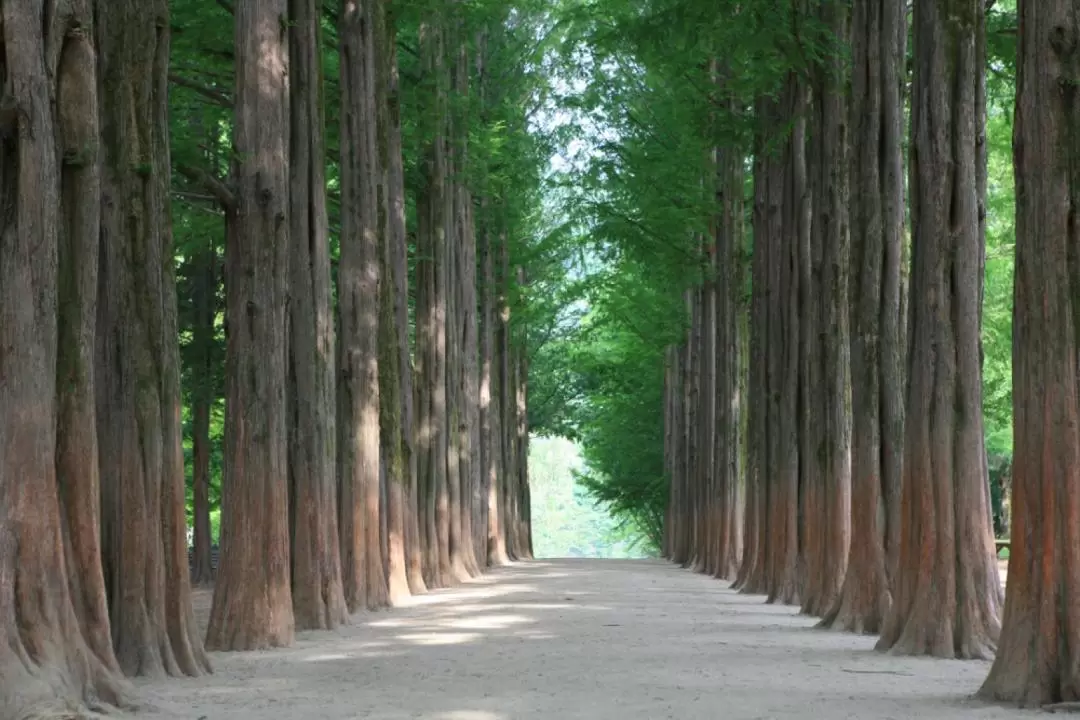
[137,559,1035,720]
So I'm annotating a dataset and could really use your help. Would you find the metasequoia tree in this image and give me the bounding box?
[189,238,218,587]
[822,0,905,634]
[712,117,746,582]
[735,128,776,595]
[375,0,414,605]
[287,0,348,630]
[450,37,484,576]
[483,221,510,566]
[0,0,132,714]
[95,0,211,675]
[767,71,808,606]
[978,0,1080,705]
[339,0,389,611]
[876,0,1001,659]
[206,0,295,650]
[800,0,852,618]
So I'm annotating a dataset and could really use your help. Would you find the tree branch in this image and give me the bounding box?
[169,74,232,108]
[176,163,236,210]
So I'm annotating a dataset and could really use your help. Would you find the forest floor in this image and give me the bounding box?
[137,559,1033,720]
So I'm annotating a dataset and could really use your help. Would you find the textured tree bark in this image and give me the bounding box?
[764,74,808,607]
[822,0,905,634]
[801,0,852,618]
[482,216,509,566]
[375,0,413,605]
[339,0,389,612]
[876,0,1001,659]
[444,42,471,580]
[451,53,483,573]
[513,315,533,559]
[190,243,217,587]
[978,0,1080,705]
[498,232,518,560]
[0,2,134,714]
[287,0,348,631]
[713,127,745,582]
[381,4,426,598]
[95,0,212,676]
[416,17,452,586]
[207,0,295,651]
[736,140,772,595]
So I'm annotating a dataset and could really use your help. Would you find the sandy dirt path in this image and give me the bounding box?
[137,559,1034,720]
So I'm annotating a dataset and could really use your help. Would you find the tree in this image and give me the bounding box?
[822,0,905,634]
[876,0,1001,659]
[800,0,852,618]
[0,0,131,714]
[416,15,453,587]
[189,239,219,587]
[978,0,1080,705]
[206,0,295,651]
[287,0,349,631]
[95,0,211,676]
[376,0,414,605]
[338,0,389,611]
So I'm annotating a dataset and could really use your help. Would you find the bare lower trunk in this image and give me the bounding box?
[206,0,295,651]
[338,0,388,612]
[0,3,135,714]
[801,0,852,618]
[191,245,217,587]
[95,0,212,676]
[876,0,1001,659]
[978,0,1080,705]
[287,0,348,631]
[822,0,905,635]
[375,0,412,605]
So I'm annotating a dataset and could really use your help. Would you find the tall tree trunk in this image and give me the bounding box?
[801,1,852,618]
[95,0,212,676]
[339,0,389,612]
[713,130,745,581]
[822,0,905,634]
[287,0,348,631]
[375,0,413,605]
[482,215,509,566]
[416,17,452,587]
[978,0,1080,705]
[765,73,808,607]
[207,0,295,651]
[191,242,217,587]
[380,5,426,598]
[876,0,1001,659]
[498,231,518,561]
[735,144,770,593]
[444,61,470,580]
[0,2,133,714]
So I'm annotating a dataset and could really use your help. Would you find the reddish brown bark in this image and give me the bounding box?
[338,0,389,612]
[482,219,510,567]
[95,0,212,676]
[801,0,852,618]
[875,0,1001,659]
[0,2,136,715]
[375,0,413,605]
[735,139,773,595]
[287,0,349,630]
[206,0,295,650]
[822,0,905,634]
[765,73,808,607]
[977,0,1080,705]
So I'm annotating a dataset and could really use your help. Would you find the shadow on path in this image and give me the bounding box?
[137,559,1034,720]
